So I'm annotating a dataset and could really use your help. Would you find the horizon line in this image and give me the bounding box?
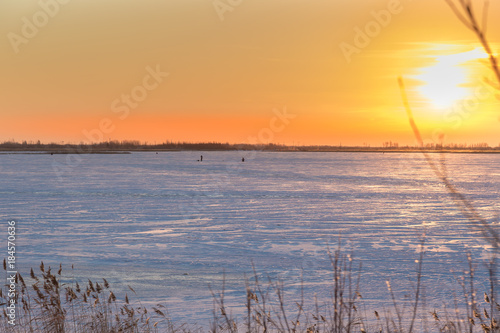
[0,139,497,150]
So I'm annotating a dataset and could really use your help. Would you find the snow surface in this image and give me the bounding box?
[0,151,499,325]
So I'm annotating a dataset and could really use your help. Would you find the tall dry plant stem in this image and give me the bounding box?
[444,0,500,85]
[398,77,500,251]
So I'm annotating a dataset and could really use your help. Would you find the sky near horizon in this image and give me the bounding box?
[1,0,500,146]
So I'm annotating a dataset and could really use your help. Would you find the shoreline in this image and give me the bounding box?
[1,147,500,154]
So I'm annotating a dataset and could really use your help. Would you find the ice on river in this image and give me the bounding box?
[0,151,499,324]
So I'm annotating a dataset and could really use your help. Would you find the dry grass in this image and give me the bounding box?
[0,244,498,332]
[0,261,173,333]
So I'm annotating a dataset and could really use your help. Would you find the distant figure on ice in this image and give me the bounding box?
[200,155,203,162]
[242,157,245,162]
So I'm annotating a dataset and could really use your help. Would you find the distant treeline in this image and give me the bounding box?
[0,140,283,152]
[0,140,499,153]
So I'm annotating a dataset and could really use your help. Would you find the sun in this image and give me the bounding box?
[414,47,489,110]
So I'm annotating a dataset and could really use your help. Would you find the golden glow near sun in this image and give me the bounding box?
[414,47,489,110]
[2,1,500,146]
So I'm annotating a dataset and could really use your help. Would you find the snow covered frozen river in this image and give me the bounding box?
[1,151,499,325]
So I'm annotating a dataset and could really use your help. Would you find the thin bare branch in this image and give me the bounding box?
[444,0,473,30]
[481,0,489,34]
[408,238,425,333]
[446,0,500,86]
[398,76,500,250]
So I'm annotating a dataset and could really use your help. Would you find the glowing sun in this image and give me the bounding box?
[415,47,489,109]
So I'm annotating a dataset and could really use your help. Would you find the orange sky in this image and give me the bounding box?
[1,0,499,146]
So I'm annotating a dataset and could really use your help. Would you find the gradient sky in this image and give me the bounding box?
[1,0,499,146]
